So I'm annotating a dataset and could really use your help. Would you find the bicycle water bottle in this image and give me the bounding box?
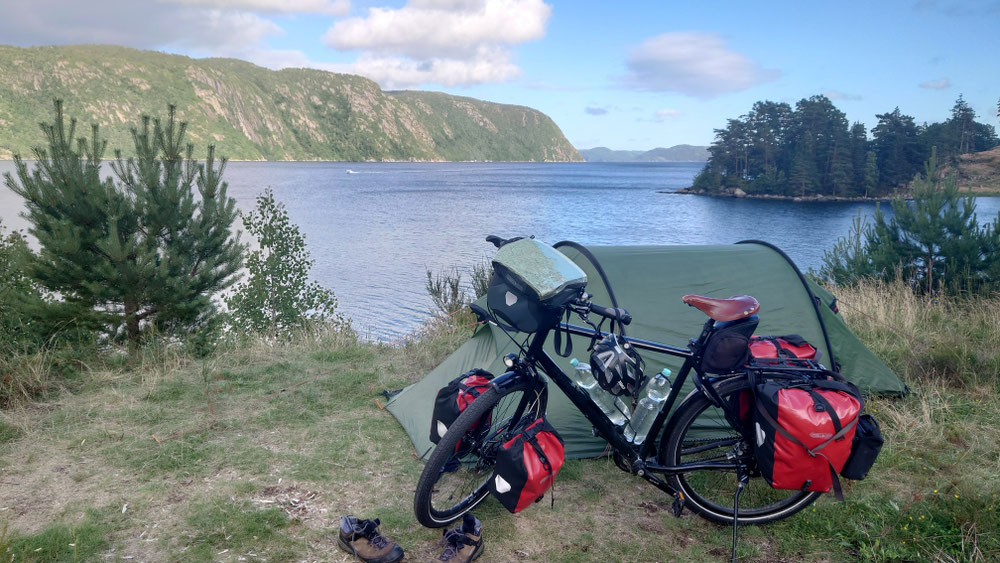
[569,358,626,426]
[625,397,658,443]
[645,368,672,403]
[626,369,672,443]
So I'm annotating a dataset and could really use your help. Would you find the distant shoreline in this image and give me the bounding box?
[666,187,1000,200]
[0,159,703,164]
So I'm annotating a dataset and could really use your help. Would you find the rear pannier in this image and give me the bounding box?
[749,334,820,361]
[490,416,565,513]
[487,238,587,333]
[429,370,494,454]
[753,379,862,497]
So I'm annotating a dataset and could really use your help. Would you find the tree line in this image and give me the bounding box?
[692,95,999,198]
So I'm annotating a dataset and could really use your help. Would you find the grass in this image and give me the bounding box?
[0,284,998,561]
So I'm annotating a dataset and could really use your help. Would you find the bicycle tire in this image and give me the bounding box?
[659,377,821,525]
[413,380,539,528]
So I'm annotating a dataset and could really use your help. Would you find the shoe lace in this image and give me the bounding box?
[355,519,389,550]
[438,528,463,561]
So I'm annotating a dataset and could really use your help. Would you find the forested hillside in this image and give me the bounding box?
[0,45,581,162]
[690,95,999,197]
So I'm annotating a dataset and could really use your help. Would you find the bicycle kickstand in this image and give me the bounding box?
[731,470,750,563]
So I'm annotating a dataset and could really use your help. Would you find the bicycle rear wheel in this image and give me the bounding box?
[413,379,540,528]
[659,377,821,524]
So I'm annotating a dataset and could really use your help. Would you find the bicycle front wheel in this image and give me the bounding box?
[413,379,540,528]
[659,377,821,525]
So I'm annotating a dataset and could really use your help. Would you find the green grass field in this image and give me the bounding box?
[1,282,998,561]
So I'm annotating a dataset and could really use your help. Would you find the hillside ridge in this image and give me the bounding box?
[0,44,581,162]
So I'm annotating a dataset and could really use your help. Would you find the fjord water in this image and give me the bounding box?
[3,161,999,340]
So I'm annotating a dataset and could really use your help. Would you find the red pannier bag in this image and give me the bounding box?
[490,416,565,513]
[749,334,820,361]
[429,369,494,452]
[753,378,861,499]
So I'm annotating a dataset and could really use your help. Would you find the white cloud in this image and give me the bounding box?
[322,0,551,87]
[653,109,681,121]
[172,9,283,56]
[164,0,350,15]
[823,90,862,101]
[585,106,609,116]
[623,32,779,99]
[919,77,951,89]
[348,47,521,88]
[0,0,282,57]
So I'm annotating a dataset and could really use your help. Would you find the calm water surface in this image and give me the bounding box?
[3,161,998,339]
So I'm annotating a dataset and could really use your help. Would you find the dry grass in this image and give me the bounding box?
[832,279,1000,387]
[1,284,999,561]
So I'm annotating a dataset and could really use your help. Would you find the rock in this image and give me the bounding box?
[733,188,747,198]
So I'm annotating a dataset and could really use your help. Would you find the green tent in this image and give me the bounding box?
[387,241,906,460]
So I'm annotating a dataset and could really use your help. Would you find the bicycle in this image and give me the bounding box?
[413,235,825,530]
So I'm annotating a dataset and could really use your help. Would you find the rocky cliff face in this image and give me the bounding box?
[0,45,582,162]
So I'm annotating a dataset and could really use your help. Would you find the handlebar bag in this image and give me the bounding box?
[749,334,820,361]
[753,379,861,497]
[490,415,565,513]
[429,369,494,455]
[840,413,883,480]
[487,238,587,333]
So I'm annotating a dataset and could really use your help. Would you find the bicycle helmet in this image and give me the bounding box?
[590,334,644,396]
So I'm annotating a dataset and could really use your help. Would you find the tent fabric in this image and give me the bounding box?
[386,242,906,461]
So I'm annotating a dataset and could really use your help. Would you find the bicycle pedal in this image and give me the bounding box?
[671,493,686,518]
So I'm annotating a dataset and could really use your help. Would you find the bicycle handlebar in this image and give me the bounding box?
[588,303,632,326]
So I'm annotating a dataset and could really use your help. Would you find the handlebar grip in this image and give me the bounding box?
[589,304,632,325]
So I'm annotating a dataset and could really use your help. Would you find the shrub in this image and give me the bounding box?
[225,189,346,338]
[426,258,493,318]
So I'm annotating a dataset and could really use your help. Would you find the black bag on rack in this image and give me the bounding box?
[840,413,883,480]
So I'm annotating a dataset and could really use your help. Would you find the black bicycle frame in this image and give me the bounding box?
[489,314,740,494]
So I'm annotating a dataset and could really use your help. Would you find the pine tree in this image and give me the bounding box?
[860,148,997,294]
[863,151,879,198]
[4,101,244,341]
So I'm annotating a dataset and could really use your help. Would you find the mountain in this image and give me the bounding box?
[578,144,708,162]
[0,45,581,162]
[576,147,645,162]
[637,145,709,162]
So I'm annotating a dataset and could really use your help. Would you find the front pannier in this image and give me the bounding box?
[429,369,494,453]
[490,416,565,513]
[753,379,861,496]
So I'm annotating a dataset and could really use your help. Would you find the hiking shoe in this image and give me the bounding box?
[437,513,483,562]
[337,516,405,563]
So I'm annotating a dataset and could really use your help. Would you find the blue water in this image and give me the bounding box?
[3,161,998,339]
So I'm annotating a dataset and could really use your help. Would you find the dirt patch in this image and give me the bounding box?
[0,442,121,535]
[251,485,328,526]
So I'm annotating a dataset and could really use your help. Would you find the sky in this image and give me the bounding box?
[1,0,998,150]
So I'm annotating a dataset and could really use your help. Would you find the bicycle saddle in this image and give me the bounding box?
[682,294,759,321]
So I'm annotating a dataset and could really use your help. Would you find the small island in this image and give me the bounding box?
[681,95,999,200]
